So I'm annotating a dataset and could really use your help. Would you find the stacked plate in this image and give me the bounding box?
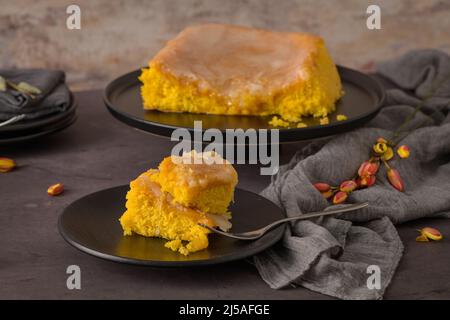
[0,95,77,145]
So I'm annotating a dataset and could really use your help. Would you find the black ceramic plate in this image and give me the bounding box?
[0,93,76,133]
[58,185,285,267]
[0,112,77,145]
[104,66,385,142]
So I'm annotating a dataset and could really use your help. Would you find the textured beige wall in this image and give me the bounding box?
[1,0,449,91]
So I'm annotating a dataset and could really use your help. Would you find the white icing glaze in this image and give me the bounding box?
[150,23,321,98]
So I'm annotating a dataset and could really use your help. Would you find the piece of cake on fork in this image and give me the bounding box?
[139,23,342,122]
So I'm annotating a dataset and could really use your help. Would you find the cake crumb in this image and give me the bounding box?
[165,239,182,251]
[165,239,190,256]
[296,122,308,128]
[319,117,329,125]
[336,114,348,121]
[269,116,291,128]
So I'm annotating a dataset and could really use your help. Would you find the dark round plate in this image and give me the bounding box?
[58,185,285,267]
[0,93,76,133]
[104,66,385,142]
[0,112,77,145]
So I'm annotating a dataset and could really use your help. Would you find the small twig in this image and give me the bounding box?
[392,100,450,144]
[391,73,450,145]
[381,158,391,170]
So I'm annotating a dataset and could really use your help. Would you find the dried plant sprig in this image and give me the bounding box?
[0,74,41,99]
[391,73,450,146]
[314,137,407,204]
[312,72,450,205]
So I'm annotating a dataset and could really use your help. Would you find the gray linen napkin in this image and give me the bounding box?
[254,49,450,300]
[0,69,71,121]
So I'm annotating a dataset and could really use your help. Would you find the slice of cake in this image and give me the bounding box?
[152,150,238,215]
[139,23,342,122]
[119,151,237,255]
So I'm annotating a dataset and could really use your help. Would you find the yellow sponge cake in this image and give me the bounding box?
[139,23,342,122]
[153,150,238,215]
[119,151,237,255]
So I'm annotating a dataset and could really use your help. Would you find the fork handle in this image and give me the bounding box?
[0,114,26,128]
[262,202,369,233]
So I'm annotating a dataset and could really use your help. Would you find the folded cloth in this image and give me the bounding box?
[254,49,450,300]
[0,69,71,121]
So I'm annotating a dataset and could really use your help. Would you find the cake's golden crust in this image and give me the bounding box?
[141,23,343,122]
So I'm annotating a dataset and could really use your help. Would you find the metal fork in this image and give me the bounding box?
[199,202,368,240]
[0,114,26,128]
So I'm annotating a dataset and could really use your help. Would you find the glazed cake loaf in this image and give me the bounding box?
[139,23,342,122]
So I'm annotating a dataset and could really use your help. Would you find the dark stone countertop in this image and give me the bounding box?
[1,90,449,299]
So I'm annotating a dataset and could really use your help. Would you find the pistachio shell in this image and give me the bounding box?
[383,147,394,161]
[397,145,410,159]
[373,142,388,154]
[366,175,376,187]
[340,180,358,193]
[47,183,64,196]
[387,168,404,191]
[313,182,331,192]
[358,175,376,188]
[333,191,348,204]
[421,227,443,241]
[358,161,379,177]
[0,157,16,173]
[321,189,334,199]
[416,234,429,242]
